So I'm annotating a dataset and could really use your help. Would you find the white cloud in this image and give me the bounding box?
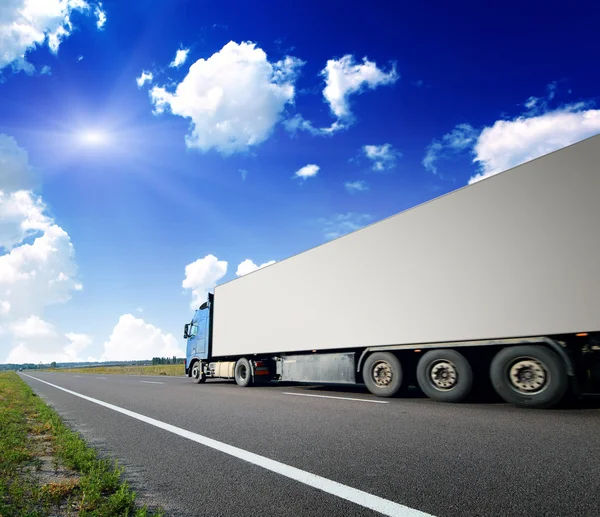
[5,315,92,363]
[284,54,397,136]
[283,114,343,136]
[363,144,401,171]
[469,105,600,184]
[99,314,183,362]
[0,216,80,320]
[321,55,398,121]
[422,123,477,175]
[0,0,105,74]
[182,254,227,310]
[294,164,319,180]
[236,259,276,277]
[150,41,304,155]
[240,169,248,181]
[345,180,368,192]
[0,134,82,363]
[0,134,37,193]
[136,70,153,88]
[169,48,189,68]
[0,190,51,250]
[321,213,373,240]
[94,3,106,29]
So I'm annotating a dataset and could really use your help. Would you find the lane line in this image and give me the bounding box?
[283,392,390,404]
[140,381,164,385]
[21,374,433,517]
[97,377,107,380]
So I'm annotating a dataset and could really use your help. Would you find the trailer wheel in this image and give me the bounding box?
[490,345,568,409]
[234,358,253,388]
[363,352,403,397]
[191,361,206,384]
[416,349,473,403]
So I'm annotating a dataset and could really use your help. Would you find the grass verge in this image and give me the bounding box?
[0,371,164,517]
[47,364,184,377]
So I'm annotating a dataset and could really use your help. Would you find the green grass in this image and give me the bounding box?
[0,372,164,517]
[48,364,184,377]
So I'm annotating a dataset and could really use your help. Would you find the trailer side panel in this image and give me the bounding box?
[212,136,600,357]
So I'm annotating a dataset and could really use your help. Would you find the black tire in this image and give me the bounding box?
[490,345,568,409]
[191,361,206,384]
[234,358,252,387]
[362,352,403,397]
[416,349,473,403]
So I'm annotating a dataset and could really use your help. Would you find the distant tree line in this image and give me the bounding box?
[151,356,185,365]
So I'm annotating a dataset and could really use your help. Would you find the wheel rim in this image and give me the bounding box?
[372,361,393,387]
[239,364,247,380]
[507,357,549,394]
[192,364,200,379]
[429,360,458,390]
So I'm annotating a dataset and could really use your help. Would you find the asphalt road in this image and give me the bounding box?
[19,372,600,517]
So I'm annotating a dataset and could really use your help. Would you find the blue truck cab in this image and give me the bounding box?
[183,293,213,382]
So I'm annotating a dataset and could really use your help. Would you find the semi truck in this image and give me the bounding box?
[183,134,600,409]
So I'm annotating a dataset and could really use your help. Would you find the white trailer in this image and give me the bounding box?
[184,134,600,408]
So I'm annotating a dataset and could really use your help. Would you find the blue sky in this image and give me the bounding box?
[1,0,599,364]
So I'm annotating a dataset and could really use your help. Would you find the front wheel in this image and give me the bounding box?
[191,362,206,384]
[362,352,403,397]
[234,358,253,387]
[490,345,568,408]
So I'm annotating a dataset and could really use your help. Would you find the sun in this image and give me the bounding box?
[80,130,108,146]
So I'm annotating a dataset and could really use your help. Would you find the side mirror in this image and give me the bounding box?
[183,323,189,339]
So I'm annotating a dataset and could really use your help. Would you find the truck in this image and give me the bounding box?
[183,134,600,409]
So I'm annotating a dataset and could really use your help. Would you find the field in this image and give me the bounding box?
[0,371,163,516]
[49,364,185,376]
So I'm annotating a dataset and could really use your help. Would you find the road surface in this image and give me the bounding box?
[19,372,600,517]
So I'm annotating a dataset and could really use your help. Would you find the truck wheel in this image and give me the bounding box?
[235,358,253,387]
[191,362,206,384]
[490,345,568,409]
[363,352,403,397]
[416,349,473,403]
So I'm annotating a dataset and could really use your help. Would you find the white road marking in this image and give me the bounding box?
[75,375,82,378]
[140,381,164,385]
[22,374,433,517]
[97,377,107,380]
[283,392,390,404]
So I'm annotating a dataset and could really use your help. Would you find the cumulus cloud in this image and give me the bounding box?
[423,82,600,184]
[0,134,83,362]
[321,213,373,240]
[345,180,368,192]
[469,105,600,183]
[98,314,184,362]
[169,48,189,68]
[5,315,92,363]
[321,55,398,121]
[136,70,153,88]
[0,0,106,74]
[363,144,401,171]
[294,164,319,180]
[182,254,228,310]
[285,54,397,136]
[150,41,304,155]
[0,190,51,250]
[422,124,477,175]
[236,259,276,277]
